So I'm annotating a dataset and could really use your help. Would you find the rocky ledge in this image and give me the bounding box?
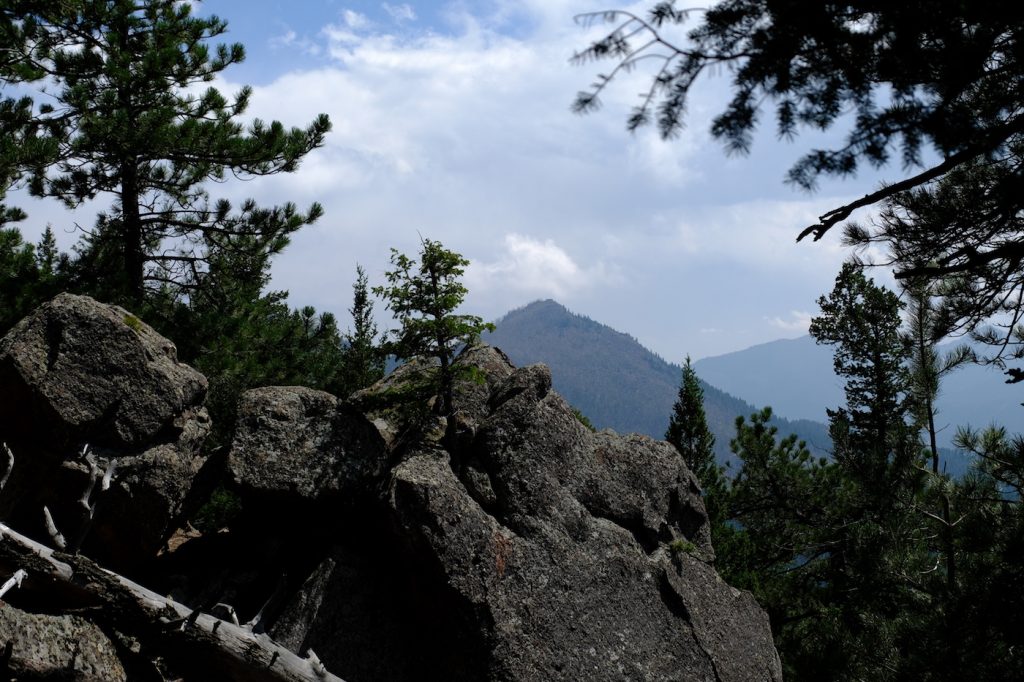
[0,295,780,681]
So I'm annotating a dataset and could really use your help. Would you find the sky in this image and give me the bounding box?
[12,0,907,361]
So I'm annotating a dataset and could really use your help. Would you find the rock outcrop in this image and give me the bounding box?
[237,345,783,681]
[0,606,128,681]
[0,298,780,681]
[227,386,387,507]
[0,293,211,569]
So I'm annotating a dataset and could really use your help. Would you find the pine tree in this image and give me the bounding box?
[14,0,330,304]
[35,226,59,276]
[900,277,975,680]
[713,265,935,680]
[666,356,719,486]
[337,264,384,395]
[810,262,919,496]
[0,2,62,227]
[724,408,839,678]
[807,262,929,680]
[572,3,1024,358]
[0,228,40,332]
[163,238,345,450]
[0,226,68,334]
[374,239,494,416]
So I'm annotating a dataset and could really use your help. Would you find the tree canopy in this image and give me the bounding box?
[374,239,494,416]
[707,264,1024,680]
[666,356,718,486]
[4,0,330,304]
[573,1,1024,358]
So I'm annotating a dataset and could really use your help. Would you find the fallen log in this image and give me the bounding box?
[0,523,344,682]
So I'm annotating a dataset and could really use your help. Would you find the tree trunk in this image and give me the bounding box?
[0,523,345,682]
[121,159,145,305]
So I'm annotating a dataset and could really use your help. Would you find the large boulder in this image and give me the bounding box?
[0,603,128,681]
[227,386,388,507]
[0,293,206,451]
[0,293,211,569]
[258,346,781,681]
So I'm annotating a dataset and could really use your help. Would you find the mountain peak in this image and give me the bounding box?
[496,299,572,324]
[485,301,831,463]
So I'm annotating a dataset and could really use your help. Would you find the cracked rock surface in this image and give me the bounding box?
[0,293,211,571]
[255,345,782,681]
[0,292,779,682]
[0,605,128,681]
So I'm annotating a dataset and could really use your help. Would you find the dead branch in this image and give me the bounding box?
[0,523,345,682]
[0,443,13,493]
[41,506,67,550]
[0,568,26,599]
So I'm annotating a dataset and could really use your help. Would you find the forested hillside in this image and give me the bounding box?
[485,299,831,463]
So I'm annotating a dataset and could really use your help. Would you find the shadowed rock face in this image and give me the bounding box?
[0,293,211,570]
[227,386,388,507]
[243,346,782,682]
[0,607,128,681]
[0,293,206,452]
[0,295,779,681]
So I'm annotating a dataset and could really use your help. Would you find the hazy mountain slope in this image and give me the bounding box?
[484,300,831,464]
[694,336,841,424]
[695,335,1023,447]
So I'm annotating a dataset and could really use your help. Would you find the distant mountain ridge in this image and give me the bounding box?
[694,335,1023,448]
[484,300,831,465]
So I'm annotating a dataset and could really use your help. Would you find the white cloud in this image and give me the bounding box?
[467,234,610,301]
[213,6,897,359]
[343,10,370,30]
[382,3,416,23]
[0,1,894,363]
[767,310,814,334]
[270,29,322,56]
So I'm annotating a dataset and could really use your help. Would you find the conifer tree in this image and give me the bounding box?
[0,2,63,227]
[810,262,919,497]
[666,356,719,486]
[900,277,975,679]
[374,239,494,416]
[0,226,68,334]
[715,265,934,680]
[12,0,330,305]
[164,238,345,450]
[807,263,929,680]
[337,264,384,395]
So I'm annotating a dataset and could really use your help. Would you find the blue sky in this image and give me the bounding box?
[18,0,905,360]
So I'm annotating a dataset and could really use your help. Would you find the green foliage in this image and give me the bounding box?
[902,277,975,473]
[0,227,68,334]
[669,539,696,556]
[573,2,1024,360]
[122,313,142,333]
[336,265,385,396]
[149,239,345,451]
[666,356,719,486]
[810,263,920,495]
[571,407,596,431]
[573,1,1021,193]
[0,3,342,456]
[374,239,494,416]
[852,145,1024,365]
[700,263,1024,681]
[191,486,243,533]
[0,3,62,225]
[8,0,330,304]
[708,266,944,680]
